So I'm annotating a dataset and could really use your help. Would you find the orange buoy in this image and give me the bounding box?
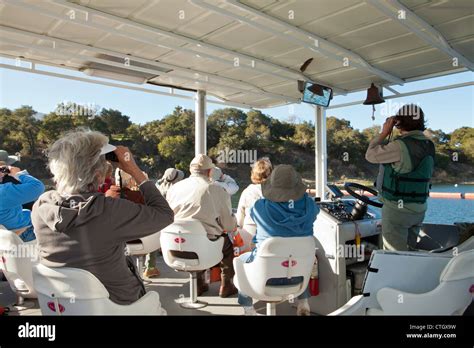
[464,193,474,200]
[429,192,461,199]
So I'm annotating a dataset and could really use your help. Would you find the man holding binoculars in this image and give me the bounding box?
[365,104,435,251]
[0,150,45,242]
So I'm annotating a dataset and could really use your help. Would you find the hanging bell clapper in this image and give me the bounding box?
[363,83,385,121]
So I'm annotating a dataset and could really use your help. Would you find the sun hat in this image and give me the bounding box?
[100,143,117,155]
[0,150,19,165]
[164,168,185,183]
[261,164,306,202]
[190,154,214,171]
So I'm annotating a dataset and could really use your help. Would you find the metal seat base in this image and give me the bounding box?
[178,298,208,309]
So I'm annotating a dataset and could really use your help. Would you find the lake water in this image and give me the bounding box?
[425,184,474,224]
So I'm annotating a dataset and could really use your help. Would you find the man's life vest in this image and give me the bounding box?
[381,136,435,204]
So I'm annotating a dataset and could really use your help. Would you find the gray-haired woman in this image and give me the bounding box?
[32,129,174,305]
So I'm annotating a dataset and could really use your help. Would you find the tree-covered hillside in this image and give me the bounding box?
[1,104,473,187]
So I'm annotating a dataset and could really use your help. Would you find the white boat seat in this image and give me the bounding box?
[32,264,166,315]
[161,219,224,272]
[125,230,161,256]
[452,236,474,253]
[160,219,224,309]
[0,227,38,300]
[125,230,162,277]
[440,249,474,281]
[233,236,316,315]
[331,249,474,315]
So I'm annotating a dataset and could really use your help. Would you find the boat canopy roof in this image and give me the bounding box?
[0,0,473,109]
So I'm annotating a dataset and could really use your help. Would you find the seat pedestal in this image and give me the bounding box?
[13,294,35,311]
[266,302,276,316]
[178,272,208,309]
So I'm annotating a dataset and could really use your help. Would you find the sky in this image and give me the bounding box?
[0,58,473,133]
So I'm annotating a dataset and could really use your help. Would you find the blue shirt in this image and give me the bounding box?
[0,173,45,230]
[250,193,319,248]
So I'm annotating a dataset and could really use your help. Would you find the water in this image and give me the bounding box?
[425,184,474,225]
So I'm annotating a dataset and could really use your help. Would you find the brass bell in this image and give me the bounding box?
[363,83,385,105]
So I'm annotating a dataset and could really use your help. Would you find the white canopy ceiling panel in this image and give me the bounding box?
[297,3,387,39]
[403,0,474,25]
[186,60,237,76]
[243,0,363,29]
[177,14,237,40]
[92,34,149,54]
[210,66,286,86]
[451,38,474,58]
[0,4,57,33]
[121,0,207,33]
[374,48,457,74]
[0,0,472,108]
[394,58,463,79]
[72,0,153,18]
[328,20,415,51]
[356,34,429,61]
[200,23,275,53]
[435,15,474,41]
[122,44,174,61]
[52,23,118,46]
[158,51,223,71]
[243,37,307,60]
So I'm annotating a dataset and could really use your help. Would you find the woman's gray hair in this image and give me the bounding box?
[48,129,109,195]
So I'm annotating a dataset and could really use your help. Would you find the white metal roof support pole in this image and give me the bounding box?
[195,90,207,156]
[315,106,327,200]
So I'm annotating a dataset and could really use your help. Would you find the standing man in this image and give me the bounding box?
[365,104,435,251]
[166,154,238,297]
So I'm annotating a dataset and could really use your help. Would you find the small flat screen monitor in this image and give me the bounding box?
[302,82,333,107]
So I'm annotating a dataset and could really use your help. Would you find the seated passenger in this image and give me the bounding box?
[0,151,45,242]
[236,158,272,251]
[107,169,163,279]
[210,167,239,195]
[166,154,238,298]
[136,167,185,279]
[32,129,174,305]
[156,168,185,198]
[98,162,114,193]
[237,165,319,316]
[108,168,148,204]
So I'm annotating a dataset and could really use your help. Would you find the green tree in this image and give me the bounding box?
[450,127,474,163]
[5,106,41,155]
[292,121,314,149]
[245,110,272,146]
[38,113,75,144]
[158,135,193,171]
[207,108,246,148]
[98,108,132,136]
[270,119,295,142]
[0,108,16,152]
